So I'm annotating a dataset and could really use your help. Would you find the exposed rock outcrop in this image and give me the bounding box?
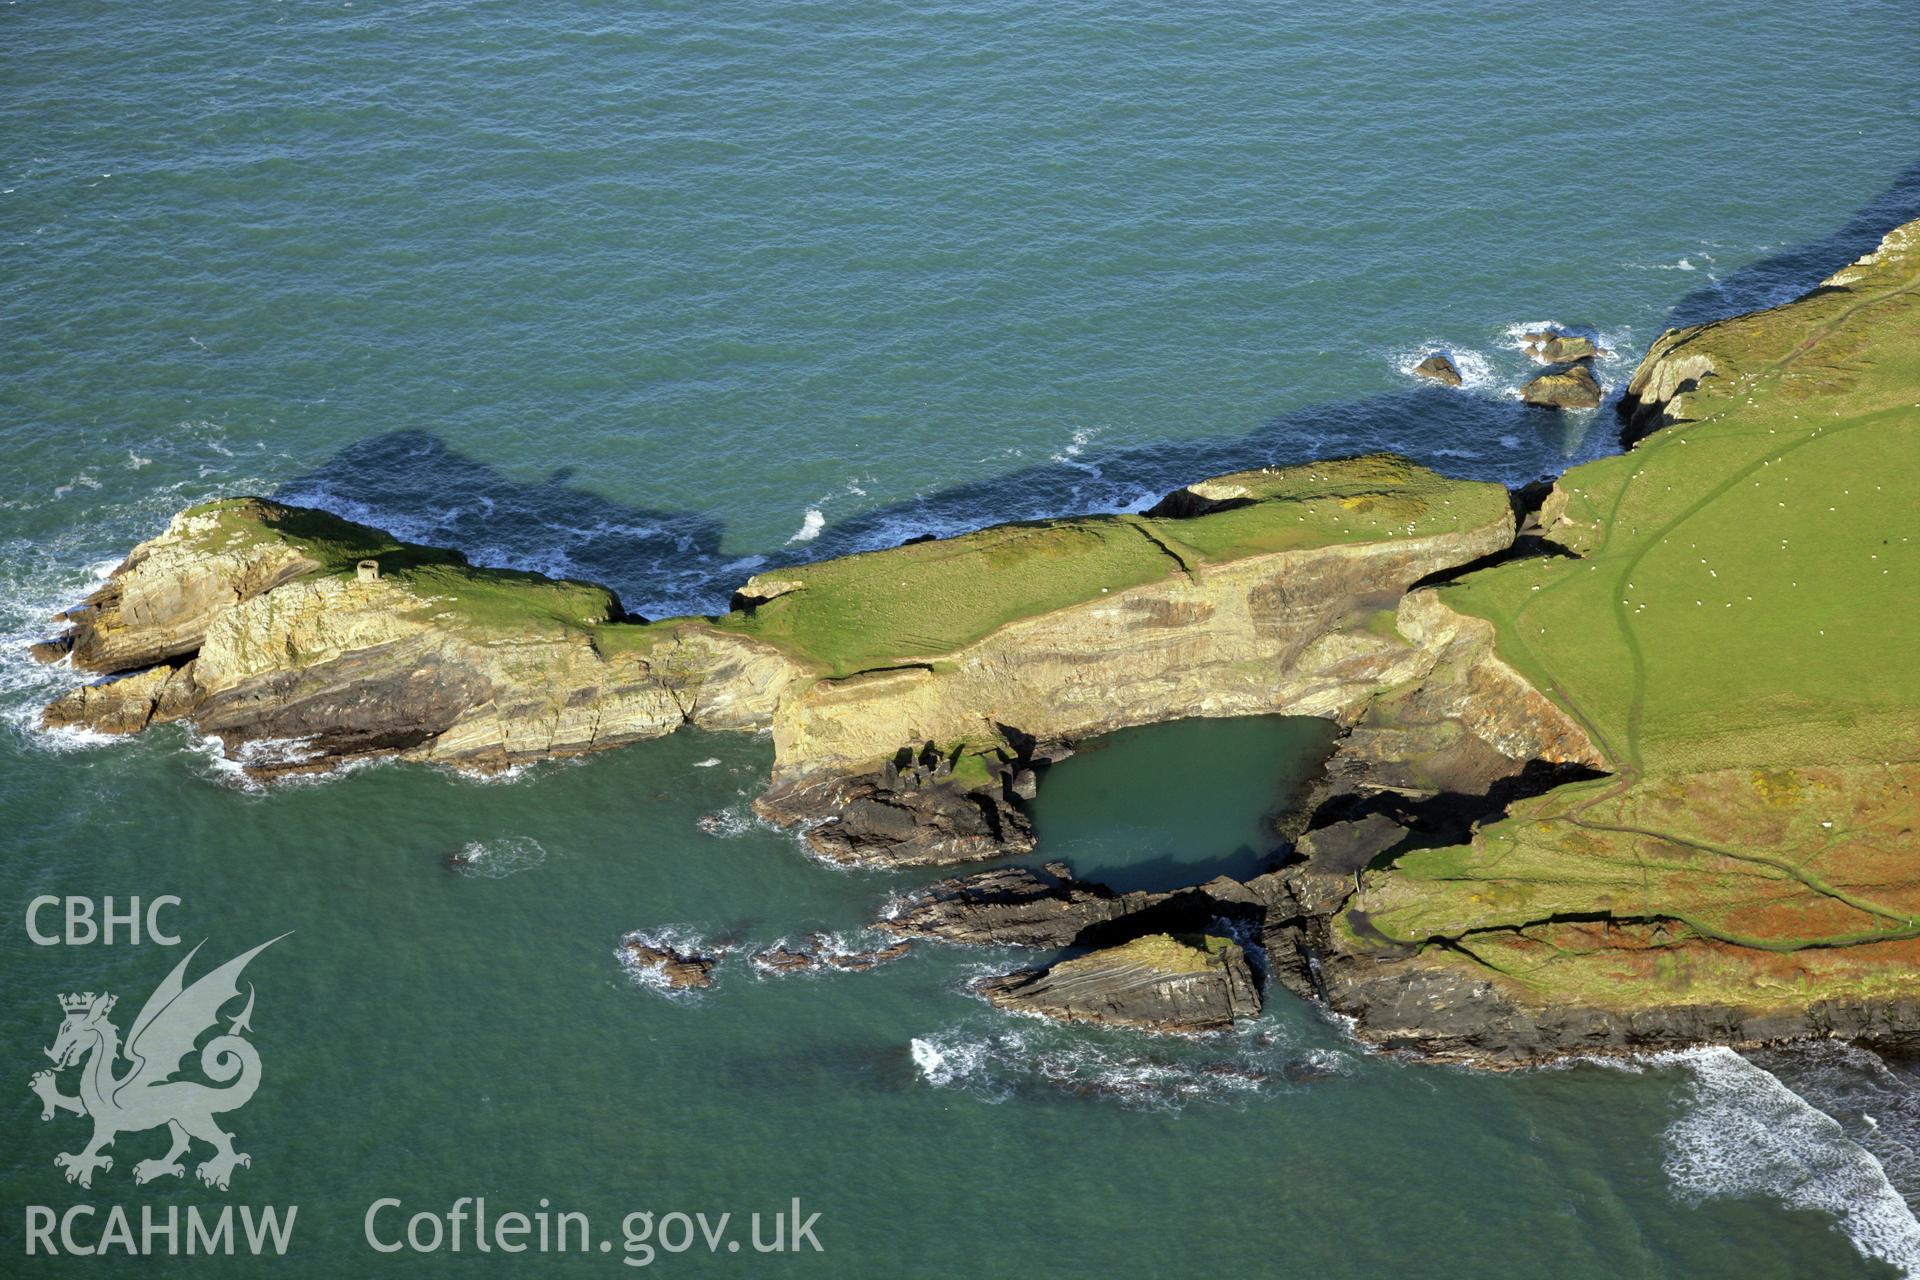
[619,938,723,990]
[40,459,1536,869]
[1520,362,1601,408]
[750,935,911,975]
[1521,330,1602,364]
[1412,353,1462,386]
[975,933,1261,1033]
[1302,930,1920,1065]
[39,499,796,775]
[879,861,1286,950]
[755,742,1039,867]
[880,862,1129,947]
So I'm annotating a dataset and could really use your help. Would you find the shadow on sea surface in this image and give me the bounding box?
[1664,159,1920,327]
[274,387,1569,615]
[273,159,1920,614]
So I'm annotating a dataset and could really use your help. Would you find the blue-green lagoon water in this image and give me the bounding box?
[4,2,1919,1275]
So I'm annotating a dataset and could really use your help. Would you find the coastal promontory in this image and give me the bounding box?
[32,219,1920,1065]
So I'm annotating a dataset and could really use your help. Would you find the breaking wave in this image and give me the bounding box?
[1392,343,1497,391]
[449,836,550,879]
[786,507,825,543]
[909,1013,1357,1110]
[1660,1047,1920,1277]
[615,925,726,1000]
[750,928,909,979]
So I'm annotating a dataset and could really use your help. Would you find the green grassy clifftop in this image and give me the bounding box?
[718,454,1505,677]
[1322,220,1920,1052]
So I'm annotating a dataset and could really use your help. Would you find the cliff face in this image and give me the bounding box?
[764,518,1510,780]
[41,457,1558,856]
[41,498,797,771]
[1281,219,1920,1063]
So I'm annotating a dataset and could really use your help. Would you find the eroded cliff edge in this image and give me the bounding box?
[32,218,1920,1063]
[38,454,1593,864]
[1284,218,1920,1062]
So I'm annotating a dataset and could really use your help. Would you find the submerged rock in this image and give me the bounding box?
[750,934,912,975]
[975,933,1261,1033]
[1520,362,1602,409]
[1412,353,1463,386]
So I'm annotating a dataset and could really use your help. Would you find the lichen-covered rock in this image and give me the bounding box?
[975,933,1261,1033]
[1520,363,1602,408]
[59,500,325,674]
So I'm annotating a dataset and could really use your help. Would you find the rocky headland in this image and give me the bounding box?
[32,218,1920,1064]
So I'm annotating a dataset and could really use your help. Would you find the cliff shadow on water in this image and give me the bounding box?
[273,388,1573,620]
[273,162,1920,616]
[1660,159,1920,329]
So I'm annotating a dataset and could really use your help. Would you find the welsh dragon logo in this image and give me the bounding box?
[29,936,285,1191]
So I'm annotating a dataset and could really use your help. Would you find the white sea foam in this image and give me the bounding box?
[691,757,721,768]
[1050,427,1105,478]
[1392,343,1497,391]
[1504,319,1565,355]
[695,801,760,839]
[786,507,825,543]
[911,1036,996,1092]
[1051,426,1094,461]
[909,1014,1351,1110]
[1660,1047,1920,1276]
[615,925,724,999]
[1752,1042,1920,1205]
[750,929,906,979]
[450,836,549,880]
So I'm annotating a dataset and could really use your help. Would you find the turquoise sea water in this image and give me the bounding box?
[3,2,1918,1275]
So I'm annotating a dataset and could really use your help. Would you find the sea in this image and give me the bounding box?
[3,2,1918,1274]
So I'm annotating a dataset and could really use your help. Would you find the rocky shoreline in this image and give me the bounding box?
[30,219,1920,1067]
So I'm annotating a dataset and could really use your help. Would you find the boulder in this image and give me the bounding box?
[974,933,1261,1033]
[1520,363,1602,409]
[1412,353,1463,386]
[1525,333,1602,363]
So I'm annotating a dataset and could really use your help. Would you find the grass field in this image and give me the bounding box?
[715,454,1507,676]
[182,497,626,634]
[1349,221,1920,1006]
